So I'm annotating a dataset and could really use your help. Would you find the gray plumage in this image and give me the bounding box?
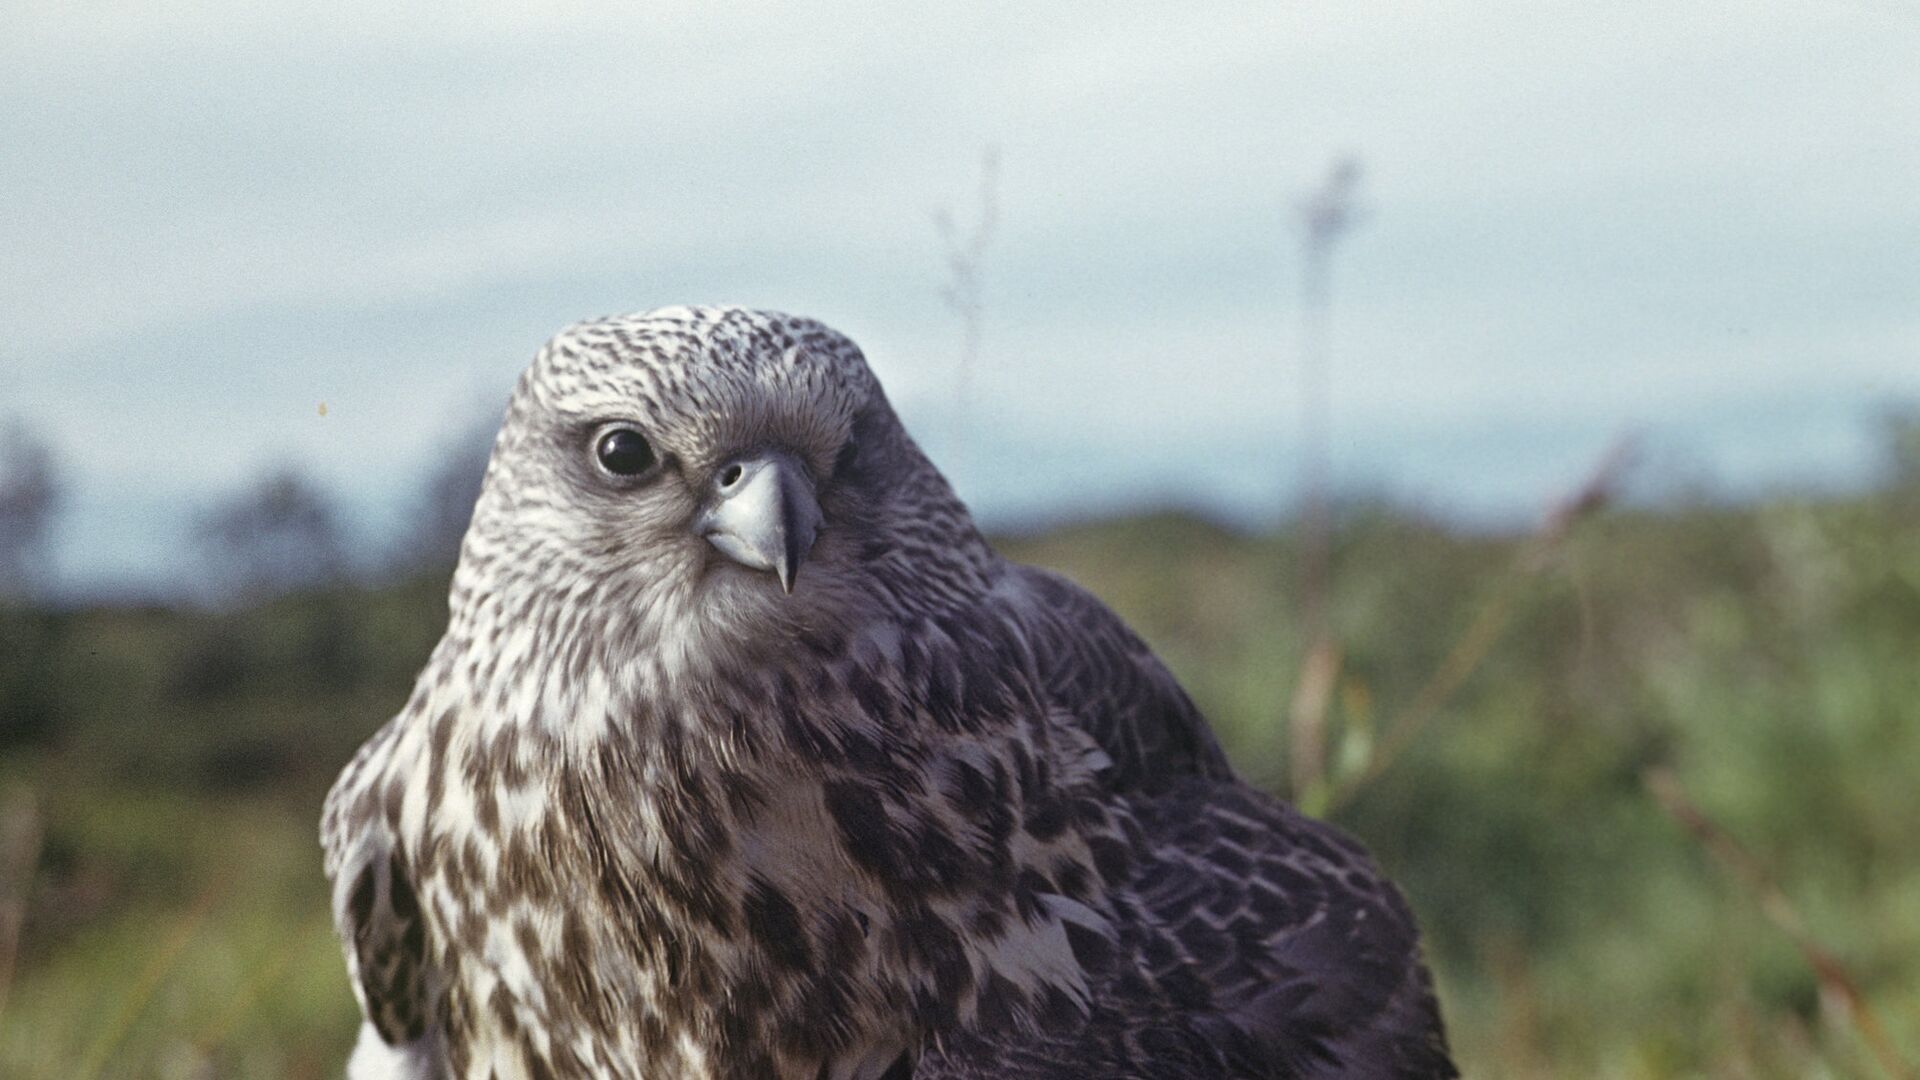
[322,306,1455,1079]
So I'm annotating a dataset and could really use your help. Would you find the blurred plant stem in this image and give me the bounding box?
[73,862,238,1080]
[1642,766,1915,1080]
[1287,639,1341,799]
[1293,156,1363,655]
[196,907,334,1054]
[934,145,999,453]
[1286,160,1363,804]
[1310,437,1633,816]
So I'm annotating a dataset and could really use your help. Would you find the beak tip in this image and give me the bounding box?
[700,450,818,596]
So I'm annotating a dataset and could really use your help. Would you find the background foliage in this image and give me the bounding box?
[2,421,1918,1077]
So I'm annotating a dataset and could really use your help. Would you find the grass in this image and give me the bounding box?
[2,474,1918,1077]
[0,774,356,1079]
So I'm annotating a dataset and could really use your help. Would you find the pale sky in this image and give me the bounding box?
[5,1,1918,593]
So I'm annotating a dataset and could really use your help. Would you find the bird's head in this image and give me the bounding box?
[453,306,984,665]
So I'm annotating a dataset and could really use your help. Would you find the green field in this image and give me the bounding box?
[3,478,1917,1077]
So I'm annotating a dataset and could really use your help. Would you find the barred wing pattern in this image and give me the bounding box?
[920,782,1453,1079]
[1003,566,1233,792]
[945,566,1456,1078]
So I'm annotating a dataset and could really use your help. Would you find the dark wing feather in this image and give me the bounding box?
[321,722,436,1049]
[916,1000,1245,1079]
[339,844,433,1045]
[920,781,1454,1079]
[1001,565,1233,792]
[990,564,1453,1075]
[1128,781,1455,1078]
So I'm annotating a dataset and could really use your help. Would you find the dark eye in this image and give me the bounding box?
[595,426,656,477]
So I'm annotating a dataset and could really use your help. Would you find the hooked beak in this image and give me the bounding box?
[696,450,822,594]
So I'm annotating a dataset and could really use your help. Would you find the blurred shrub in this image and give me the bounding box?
[0,605,65,747]
[194,467,348,599]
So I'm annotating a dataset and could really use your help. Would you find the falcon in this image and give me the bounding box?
[322,306,1456,1079]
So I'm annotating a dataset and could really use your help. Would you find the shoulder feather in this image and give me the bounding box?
[996,564,1233,792]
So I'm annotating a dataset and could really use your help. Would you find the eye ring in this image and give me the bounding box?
[593,424,657,478]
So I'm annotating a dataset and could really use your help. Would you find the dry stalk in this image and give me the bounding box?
[934,145,999,430]
[1643,766,1914,1080]
[1294,156,1364,655]
[195,906,334,1052]
[73,861,240,1080]
[1287,639,1342,799]
[1318,436,1634,814]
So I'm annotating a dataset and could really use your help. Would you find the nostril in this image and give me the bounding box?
[719,463,743,488]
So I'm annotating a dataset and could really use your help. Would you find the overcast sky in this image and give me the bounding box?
[5,0,1918,594]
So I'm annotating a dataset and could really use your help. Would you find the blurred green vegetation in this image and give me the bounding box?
[4,458,1919,1077]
